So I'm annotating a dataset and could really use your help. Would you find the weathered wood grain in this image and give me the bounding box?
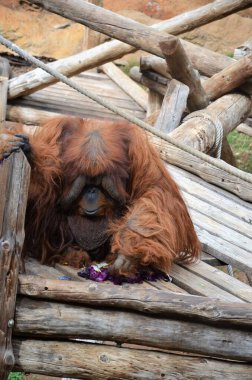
[18,274,252,325]
[237,123,252,137]
[203,54,252,100]
[181,261,252,303]
[9,0,247,99]
[0,153,30,379]
[100,62,148,110]
[0,58,10,127]
[154,79,189,132]
[7,100,252,201]
[13,339,252,380]
[14,339,252,380]
[14,297,252,361]
[170,265,243,302]
[130,66,167,96]
[159,38,209,111]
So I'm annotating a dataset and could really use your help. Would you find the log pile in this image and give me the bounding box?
[1,0,252,379]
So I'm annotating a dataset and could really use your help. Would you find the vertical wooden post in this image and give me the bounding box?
[154,79,189,133]
[0,58,10,127]
[146,91,163,118]
[0,59,31,379]
[159,38,209,111]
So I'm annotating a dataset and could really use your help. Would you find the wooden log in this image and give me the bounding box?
[100,62,148,110]
[159,38,209,111]
[10,0,247,99]
[0,58,10,126]
[129,66,167,96]
[203,54,252,100]
[237,123,252,137]
[141,54,252,100]
[0,153,30,379]
[155,0,252,36]
[13,338,252,380]
[18,275,252,327]
[220,137,237,166]
[154,79,189,132]
[82,0,104,50]
[14,297,252,362]
[141,56,172,79]
[6,104,252,201]
[170,93,251,153]
[234,37,252,60]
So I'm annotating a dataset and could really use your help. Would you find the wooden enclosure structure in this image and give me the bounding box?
[0,0,252,378]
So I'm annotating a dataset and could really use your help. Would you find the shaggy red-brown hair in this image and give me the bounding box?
[0,116,201,275]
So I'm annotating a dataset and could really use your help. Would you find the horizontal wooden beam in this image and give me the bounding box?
[14,297,252,362]
[13,338,252,379]
[18,275,252,327]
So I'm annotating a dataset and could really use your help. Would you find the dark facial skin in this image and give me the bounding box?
[76,185,116,218]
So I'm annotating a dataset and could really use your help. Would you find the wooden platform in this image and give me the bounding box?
[8,70,146,122]
[23,157,252,304]
[7,69,252,301]
[9,68,252,375]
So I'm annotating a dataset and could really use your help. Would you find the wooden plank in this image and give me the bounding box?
[190,209,251,254]
[200,252,223,266]
[130,66,167,96]
[154,79,189,132]
[0,58,10,126]
[146,91,163,117]
[182,261,252,303]
[167,165,252,225]
[100,62,148,110]
[183,192,251,238]
[168,164,252,216]
[13,339,252,380]
[170,265,243,302]
[148,131,252,202]
[195,227,252,275]
[14,297,252,361]
[25,258,67,280]
[237,123,252,137]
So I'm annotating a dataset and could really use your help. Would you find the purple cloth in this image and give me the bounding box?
[78,265,171,285]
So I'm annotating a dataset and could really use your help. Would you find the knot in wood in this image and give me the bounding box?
[1,240,10,252]
[4,351,15,367]
[88,284,98,292]
[99,354,110,363]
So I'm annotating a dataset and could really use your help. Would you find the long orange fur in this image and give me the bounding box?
[0,116,201,274]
